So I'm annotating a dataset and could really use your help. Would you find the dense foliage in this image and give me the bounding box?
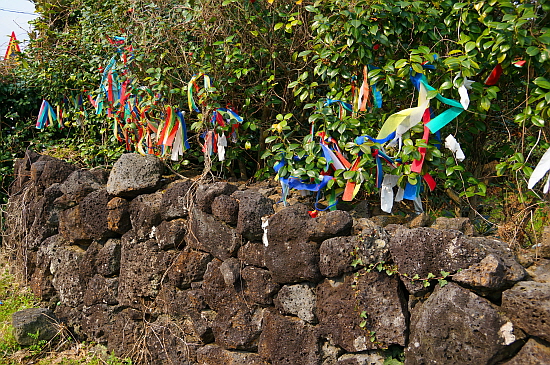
[2,0,550,240]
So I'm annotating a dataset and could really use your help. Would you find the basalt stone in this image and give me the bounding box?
[307,210,353,242]
[142,315,200,365]
[96,238,122,277]
[166,249,212,289]
[389,227,487,295]
[187,207,242,261]
[195,182,238,214]
[81,304,113,344]
[117,236,174,308]
[258,309,321,365]
[212,195,239,225]
[36,156,77,189]
[202,259,239,312]
[212,305,266,351]
[154,286,207,316]
[453,253,524,293]
[526,259,550,283]
[502,281,550,342]
[320,236,358,278]
[155,219,187,250]
[238,241,267,268]
[11,150,40,194]
[161,179,193,220]
[242,266,280,306]
[129,192,163,240]
[58,169,103,202]
[317,271,407,352]
[337,352,385,365]
[30,155,57,184]
[106,308,145,358]
[50,245,87,307]
[106,153,163,197]
[275,282,316,323]
[196,344,269,365]
[12,308,59,346]
[431,216,475,236]
[501,337,550,365]
[83,275,118,306]
[232,190,274,241]
[59,189,114,244]
[106,197,131,235]
[265,204,322,284]
[406,282,519,365]
[220,257,241,286]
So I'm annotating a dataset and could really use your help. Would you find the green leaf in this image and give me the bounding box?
[394,59,408,69]
[465,41,476,53]
[534,77,550,90]
[274,23,284,31]
[526,46,540,56]
[265,136,278,143]
[343,170,356,180]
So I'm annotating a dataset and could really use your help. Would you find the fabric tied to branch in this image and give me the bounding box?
[528,146,550,193]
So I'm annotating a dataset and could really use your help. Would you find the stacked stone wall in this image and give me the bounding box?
[4,152,550,365]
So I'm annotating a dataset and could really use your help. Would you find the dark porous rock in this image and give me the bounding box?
[320,236,358,278]
[265,204,322,284]
[369,215,408,227]
[58,169,103,202]
[337,352,385,365]
[166,249,212,289]
[12,308,59,346]
[141,314,201,365]
[275,282,316,323]
[106,308,145,358]
[161,179,193,220]
[308,210,353,242]
[30,155,57,184]
[11,150,41,193]
[202,259,238,312]
[106,153,163,197]
[195,182,238,214]
[320,338,344,365]
[106,197,131,235]
[83,275,118,306]
[196,344,269,365]
[36,156,77,189]
[212,305,266,351]
[211,195,239,225]
[406,282,519,365]
[187,207,242,261]
[431,216,475,235]
[96,239,122,277]
[526,259,550,283]
[238,241,266,268]
[317,271,407,352]
[232,190,274,241]
[407,212,432,228]
[389,227,487,295]
[31,235,68,298]
[117,236,173,308]
[50,245,87,307]
[129,192,163,240]
[59,190,114,244]
[258,309,320,365]
[155,219,187,250]
[81,304,113,344]
[242,266,280,306]
[502,281,550,342]
[453,253,524,293]
[501,337,550,365]
[154,286,206,316]
[220,257,241,286]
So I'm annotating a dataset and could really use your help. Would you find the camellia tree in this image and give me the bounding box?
[7,0,550,237]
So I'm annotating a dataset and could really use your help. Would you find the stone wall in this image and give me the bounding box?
[4,152,550,365]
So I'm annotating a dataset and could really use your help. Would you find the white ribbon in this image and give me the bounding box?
[528,146,550,193]
[381,174,399,213]
[217,133,227,161]
[445,134,465,162]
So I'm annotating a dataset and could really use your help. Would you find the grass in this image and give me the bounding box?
[0,263,132,365]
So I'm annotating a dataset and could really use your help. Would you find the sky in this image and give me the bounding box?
[0,0,37,57]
